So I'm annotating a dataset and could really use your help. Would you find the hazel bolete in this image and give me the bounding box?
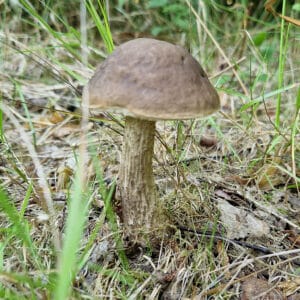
[84,38,219,244]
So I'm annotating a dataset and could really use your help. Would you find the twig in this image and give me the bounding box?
[241,189,300,231]
[178,225,300,266]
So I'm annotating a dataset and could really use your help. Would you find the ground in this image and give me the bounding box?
[0,1,299,299]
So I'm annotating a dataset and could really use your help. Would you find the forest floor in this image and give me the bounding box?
[0,1,300,299]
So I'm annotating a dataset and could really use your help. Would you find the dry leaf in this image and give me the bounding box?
[241,277,284,300]
[53,124,81,138]
[278,278,300,296]
[56,165,73,190]
[25,116,52,129]
[48,111,64,124]
[287,293,300,300]
[284,230,300,247]
[53,122,93,138]
[289,196,300,211]
[217,199,270,239]
[228,175,252,185]
[257,164,282,190]
[265,0,300,27]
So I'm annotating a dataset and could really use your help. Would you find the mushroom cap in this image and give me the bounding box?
[84,38,220,120]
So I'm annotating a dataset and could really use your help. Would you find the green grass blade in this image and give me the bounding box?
[19,182,33,218]
[90,146,129,270]
[275,0,288,127]
[239,83,299,112]
[97,0,114,53]
[296,87,300,111]
[86,0,114,54]
[19,0,81,61]
[0,187,42,269]
[53,161,91,299]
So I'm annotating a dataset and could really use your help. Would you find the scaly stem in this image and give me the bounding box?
[118,116,163,244]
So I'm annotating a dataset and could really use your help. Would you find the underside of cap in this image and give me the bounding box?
[85,38,220,120]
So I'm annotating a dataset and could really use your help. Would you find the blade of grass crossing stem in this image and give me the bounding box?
[53,167,91,299]
[275,0,288,127]
[86,0,114,53]
[90,145,129,270]
[0,187,42,269]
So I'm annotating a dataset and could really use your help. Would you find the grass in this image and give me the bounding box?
[276,0,288,128]
[0,0,299,299]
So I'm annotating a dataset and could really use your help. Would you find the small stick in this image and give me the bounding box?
[178,225,300,266]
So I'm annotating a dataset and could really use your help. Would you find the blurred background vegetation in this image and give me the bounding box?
[1,0,299,100]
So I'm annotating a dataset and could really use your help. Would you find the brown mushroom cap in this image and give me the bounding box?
[84,38,220,120]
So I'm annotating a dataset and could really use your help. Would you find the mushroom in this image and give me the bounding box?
[84,38,220,245]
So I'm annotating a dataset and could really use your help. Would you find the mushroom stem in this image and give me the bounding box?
[118,116,161,243]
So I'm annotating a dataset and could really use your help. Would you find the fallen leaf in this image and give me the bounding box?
[56,165,73,190]
[287,293,300,300]
[265,0,300,26]
[289,196,300,211]
[284,230,300,247]
[217,199,270,239]
[53,122,93,138]
[48,111,64,124]
[278,278,300,296]
[241,277,284,300]
[257,163,282,190]
[228,175,252,186]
